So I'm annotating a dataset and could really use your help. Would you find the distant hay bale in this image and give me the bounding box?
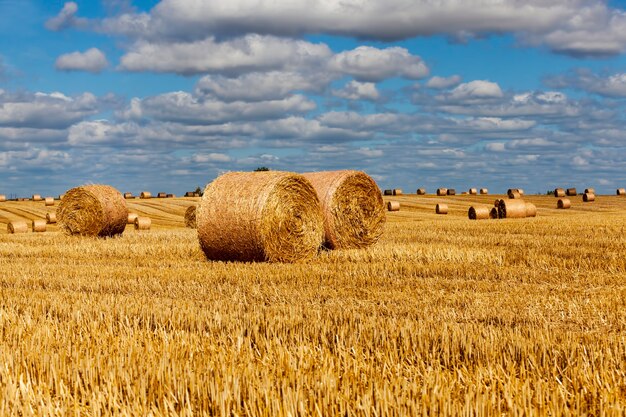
[436,203,448,214]
[387,201,400,211]
[566,188,577,196]
[127,213,138,225]
[157,192,167,198]
[498,199,527,219]
[392,189,403,196]
[32,194,42,201]
[525,202,537,218]
[437,188,447,196]
[557,198,571,209]
[508,191,522,199]
[134,217,151,230]
[167,194,175,198]
[44,197,54,206]
[58,194,65,200]
[185,191,195,197]
[469,188,478,195]
[461,191,468,195]
[303,170,385,250]
[57,184,128,237]
[8,221,28,234]
[583,192,595,202]
[480,188,489,195]
[468,206,490,220]
[554,188,566,197]
[490,207,499,219]
[198,171,324,262]
[447,189,456,196]
[584,188,595,194]
[32,219,46,233]
[124,192,133,199]
[184,205,197,228]
[617,188,626,196]
[416,188,426,195]
[140,191,152,199]
[383,189,393,196]
[0,195,6,202]
[46,212,57,224]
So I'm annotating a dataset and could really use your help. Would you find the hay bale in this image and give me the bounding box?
[583,192,595,202]
[461,191,468,195]
[392,189,403,196]
[44,197,54,206]
[7,221,28,234]
[436,188,447,196]
[0,195,6,202]
[554,188,565,197]
[134,217,151,230]
[32,219,46,233]
[387,201,400,212]
[480,188,489,195]
[57,184,128,237]
[469,188,478,195]
[557,198,571,209]
[498,199,527,219]
[508,191,522,199]
[468,206,490,220]
[127,213,138,225]
[617,188,626,196]
[167,194,175,198]
[140,191,151,199]
[184,205,197,228]
[157,192,167,198]
[566,188,577,196]
[494,199,501,207]
[198,171,324,262]
[32,194,42,201]
[303,170,385,250]
[58,194,65,200]
[525,202,537,218]
[490,207,499,219]
[584,188,595,194]
[416,188,426,195]
[46,212,57,224]
[383,189,393,196]
[185,191,196,197]
[447,189,456,196]
[436,203,448,214]
[124,192,134,199]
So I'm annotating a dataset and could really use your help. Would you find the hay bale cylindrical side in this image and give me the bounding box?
[554,188,566,197]
[44,197,54,206]
[127,213,138,225]
[32,194,42,201]
[134,217,151,230]
[617,188,626,196]
[124,192,133,199]
[416,188,426,195]
[508,191,522,199]
[32,220,46,232]
[489,207,499,219]
[583,192,595,202]
[198,171,325,262]
[566,188,577,196]
[387,201,400,212]
[303,170,385,250]
[525,202,537,218]
[184,205,197,228]
[140,191,152,199]
[0,195,6,202]
[584,188,595,194]
[8,221,28,234]
[157,192,167,198]
[447,189,456,196]
[57,185,128,237]
[46,212,57,224]
[498,199,527,219]
[469,188,478,195]
[437,188,448,196]
[480,188,489,195]
[392,189,403,196]
[468,206,490,220]
[436,203,448,215]
[557,198,571,209]
[166,194,175,198]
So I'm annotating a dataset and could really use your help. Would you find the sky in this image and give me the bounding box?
[2,0,626,196]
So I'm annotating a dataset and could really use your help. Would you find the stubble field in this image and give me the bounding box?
[0,194,625,415]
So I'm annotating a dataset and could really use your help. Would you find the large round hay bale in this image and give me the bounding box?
[57,185,128,237]
[617,188,626,196]
[140,191,151,199]
[525,202,537,217]
[566,188,577,196]
[0,195,6,202]
[554,188,565,197]
[557,198,571,209]
[498,199,527,219]
[447,189,456,196]
[134,217,151,230]
[198,171,324,262]
[184,205,197,228]
[480,188,488,195]
[584,188,595,194]
[44,197,54,206]
[416,188,426,195]
[437,188,447,196]
[387,201,400,212]
[32,220,46,232]
[7,221,27,234]
[583,192,595,202]
[127,213,138,225]
[468,188,478,195]
[490,207,499,219]
[303,170,385,250]
[436,203,448,214]
[46,212,57,224]
[468,206,490,220]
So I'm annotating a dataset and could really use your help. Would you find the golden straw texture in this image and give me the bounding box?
[583,193,596,202]
[525,202,537,218]
[387,201,400,212]
[46,212,57,224]
[127,213,138,225]
[557,198,571,209]
[184,205,197,228]
[32,220,46,232]
[554,188,566,197]
[436,203,448,214]
[134,217,151,230]
[498,199,527,219]
[197,171,324,263]
[57,185,128,237]
[468,206,490,220]
[7,221,28,234]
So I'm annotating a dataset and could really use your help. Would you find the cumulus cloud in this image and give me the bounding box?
[45,2,87,31]
[426,75,462,89]
[443,80,504,102]
[55,48,109,73]
[547,70,626,98]
[329,46,428,81]
[332,81,380,101]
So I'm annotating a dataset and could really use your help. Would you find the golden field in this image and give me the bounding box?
[0,194,625,415]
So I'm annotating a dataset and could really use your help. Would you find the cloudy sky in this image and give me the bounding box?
[2,0,626,196]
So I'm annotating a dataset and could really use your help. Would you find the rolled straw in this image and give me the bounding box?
[566,188,577,196]
[8,221,28,234]
[468,206,490,220]
[498,199,527,219]
[554,188,566,197]
[0,195,6,202]
[436,188,447,196]
[490,207,499,219]
[525,202,537,218]
[508,191,522,199]
[383,189,393,196]
[436,203,448,214]
[184,206,197,228]
[124,192,134,199]
[446,189,456,196]
[584,188,595,194]
[127,213,138,225]
[140,191,152,199]
[392,189,403,196]
[32,194,42,201]
[583,193,595,202]
[134,217,151,230]
[479,188,488,195]
[617,188,626,196]
[32,219,46,232]
[387,201,400,211]
[44,197,54,206]
[468,188,478,195]
[557,198,571,209]
[416,188,426,195]
[46,212,57,224]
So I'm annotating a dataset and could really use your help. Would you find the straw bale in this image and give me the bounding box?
[127,213,138,225]
[32,194,42,201]
[447,189,456,196]
[57,184,128,237]
[46,212,57,224]
[140,191,152,199]
[468,206,490,220]
[584,188,595,194]
[416,188,426,195]
[436,203,448,214]
[566,188,577,196]
[480,188,488,195]
[498,199,527,219]
[44,197,54,206]
[157,192,167,198]
[461,192,468,195]
[167,194,175,198]
[490,207,499,219]
[617,188,626,196]
[0,195,6,202]
[198,171,324,262]
[58,194,65,200]
[383,189,393,196]
[392,189,403,196]
[387,201,400,212]
[583,192,595,202]
[494,199,501,207]
[134,217,151,230]
[8,221,28,234]
[124,192,133,199]
[469,188,478,195]
[32,220,46,233]
[525,202,537,218]
[303,170,385,250]
[437,188,447,196]
[185,205,197,228]
[554,188,565,197]
[508,191,522,199]
[557,198,571,209]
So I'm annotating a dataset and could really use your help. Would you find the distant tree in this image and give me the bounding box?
[194,186,203,197]
[546,190,555,196]
[254,166,270,171]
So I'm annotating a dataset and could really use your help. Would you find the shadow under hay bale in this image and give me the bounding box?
[134,217,151,230]
[387,201,400,212]
[557,198,571,209]
[468,206,490,220]
[185,205,197,228]
[8,221,28,234]
[436,203,448,214]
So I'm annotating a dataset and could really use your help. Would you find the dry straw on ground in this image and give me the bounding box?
[184,205,197,228]
[57,185,128,237]
[525,202,537,218]
[617,188,626,196]
[197,171,324,263]
[558,198,571,209]
[134,217,151,230]
[468,206,490,220]
[7,221,27,234]
[392,189,403,196]
[127,213,138,225]
[416,188,426,195]
[480,188,489,194]
[469,188,478,195]
[583,193,595,202]
[32,220,46,233]
[447,189,456,196]
[584,188,595,194]
[387,201,400,212]
[498,199,527,219]
[44,197,54,206]
[437,188,447,196]
[566,188,577,196]
[140,191,151,199]
[303,170,385,250]
[436,203,448,214]
[46,212,56,224]
[554,188,566,197]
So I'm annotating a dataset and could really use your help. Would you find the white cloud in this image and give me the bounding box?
[329,46,428,82]
[426,75,462,89]
[55,48,109,73]
[485,142,505,152]
[190,153,231,163]
[332,81,380,101]
[356,147,383,157]
[45,2,87,31]
[446,80,503,101]
[549,71,626,98]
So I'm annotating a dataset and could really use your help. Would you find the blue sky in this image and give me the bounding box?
[2,0,626,196]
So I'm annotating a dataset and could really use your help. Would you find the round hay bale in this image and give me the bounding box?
[44,197,54,206]
[436,203,448,214]
[461,191,468,195]
[184,205,197,228]
[32,219,46,233]
[58,194,65,200]
[127,213,138,225]
[57,185,128,237]
[498,199,527,219]
[617,188,626,196]
[134,217,151,230]
[566,188,577,196]
[447,189,456,196]
[0,195,6,202]
[583,192,595,202]
[32,194,42,201]
[490,207,499,219]
[303,170,385,250]
[140,191,151,199]
[7,221,28,234]
[525,202,537,218]
[557,198,571,209]
[469,188,478,195]
[392,189,403,196]
[468,206,490,220]
[157,192,167,198]
[437,188,447,196]
[584,188,595,194]
[124,192,133,199]
[554,188,566,197]
[480,188,489,195]
[185,191,195,197]
[508,191,522,199]
[387,201,400,212]
[198,171,324,262]
[507,189,523,199]
[494,199,501,207]
[167,194,175,198]
[46,212,57,224]
[383,189,393,196]
[416,188,426,195]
